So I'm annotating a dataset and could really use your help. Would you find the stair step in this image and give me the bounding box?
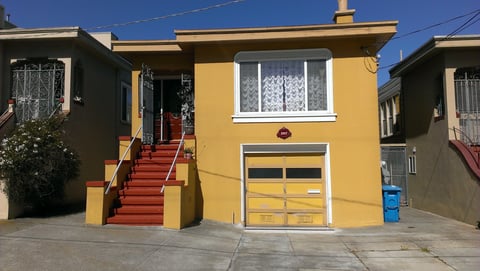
[135,158,178,166]
[123,180,166,187]
[138,151,181,158]
[119,196,164,205]
[106,214,163,225]
[129,172,175,179]
[141,144,180,151]
[134,157,177,165]
[132,164,173,172]
[119,187,163,196]
[114,205,164,214]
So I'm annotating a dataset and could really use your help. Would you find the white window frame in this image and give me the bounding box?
[408,155,416,174]
[380,96,398,138]
[233,49,336,123]
[121,82,132,124]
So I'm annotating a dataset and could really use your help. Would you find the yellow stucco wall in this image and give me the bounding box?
[192,42,383,227]
[123,35,388,227]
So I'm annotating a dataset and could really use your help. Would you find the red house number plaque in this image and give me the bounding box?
[277,127,292,139]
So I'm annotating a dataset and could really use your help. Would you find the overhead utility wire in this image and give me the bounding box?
[390,8,480,41]
[444,12,480,39]
[378,9,480,71]
[85,0,246,31]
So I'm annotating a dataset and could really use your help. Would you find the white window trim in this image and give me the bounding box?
[233,49,335,123]
[380,96,398,138]
[408,155,417,174]
[121,82,132,124]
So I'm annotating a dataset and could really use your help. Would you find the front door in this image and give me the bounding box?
[154,79,183,141]
[245,153,326,227]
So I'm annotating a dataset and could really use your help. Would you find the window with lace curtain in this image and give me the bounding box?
[234,49,335,123]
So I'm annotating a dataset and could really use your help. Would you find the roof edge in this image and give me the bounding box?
[174,21,398,36]
[390,35,480,77]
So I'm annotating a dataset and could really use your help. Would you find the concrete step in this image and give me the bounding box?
[106,214,163,225]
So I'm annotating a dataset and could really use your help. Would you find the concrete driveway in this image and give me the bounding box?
[0,207,479,270]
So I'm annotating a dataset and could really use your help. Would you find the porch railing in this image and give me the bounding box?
[105,125,142,195]
[161,131,186,193]
[451,126,480,167]
[48,102,64,119]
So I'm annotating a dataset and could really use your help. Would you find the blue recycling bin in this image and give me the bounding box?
[382,185,402,222]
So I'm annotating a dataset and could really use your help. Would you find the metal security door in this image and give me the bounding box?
[140,64,154,145]
[11,60,64,123]
[381,146,408,205]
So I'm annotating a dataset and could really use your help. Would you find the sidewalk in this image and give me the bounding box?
[0,207,479,271]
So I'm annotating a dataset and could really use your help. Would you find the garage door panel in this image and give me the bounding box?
[248,212,284,225]
[287,213,324,226]
[286,182,322,194]
[286,197,324,209]
[248,196,284,209]
[284,154,323,165]
[248,182,284,194]
[247,155,283,165]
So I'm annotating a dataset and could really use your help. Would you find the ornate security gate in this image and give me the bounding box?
[10,60,65,123]
[455,67,480,144]
[139,64,154,145]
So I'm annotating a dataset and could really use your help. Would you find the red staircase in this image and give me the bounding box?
[450,140,480,180]
[106,143,184,225]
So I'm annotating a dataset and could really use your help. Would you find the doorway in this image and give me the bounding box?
[153,79,183,142]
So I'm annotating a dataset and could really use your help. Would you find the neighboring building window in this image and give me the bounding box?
[73,61,84,103]
[234,49,334,123]
[454,66,480,144]
[380,94,400,138]
[393,95,401,134]
[380,103,387,136]
[121,82,132,123]
[408,155,416,174]
[10,59,65,123]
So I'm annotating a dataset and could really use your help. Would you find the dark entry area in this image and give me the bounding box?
[153,79,183,142]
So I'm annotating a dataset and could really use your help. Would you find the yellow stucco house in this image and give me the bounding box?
[86,2,398,229]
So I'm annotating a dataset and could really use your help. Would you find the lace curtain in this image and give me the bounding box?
[239,59,327,113]
[239,62,259,112]
[307,60,327,110]
[262,60,304,112]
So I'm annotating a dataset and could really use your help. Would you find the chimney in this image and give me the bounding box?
[333,0,355,24]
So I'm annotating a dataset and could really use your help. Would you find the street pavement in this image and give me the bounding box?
[0,207,479,271]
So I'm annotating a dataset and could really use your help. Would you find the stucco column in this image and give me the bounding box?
[444,68,459,140]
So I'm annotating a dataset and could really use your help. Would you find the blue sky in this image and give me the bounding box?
[1,0,479,85]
